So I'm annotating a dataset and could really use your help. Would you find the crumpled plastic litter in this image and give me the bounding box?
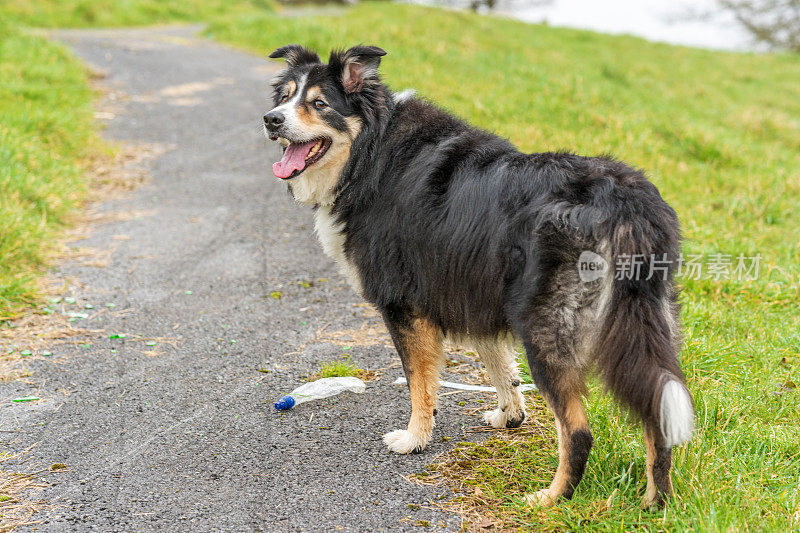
[274,376,366,410]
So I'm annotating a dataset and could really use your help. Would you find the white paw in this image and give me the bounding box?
[383,429,427,454]
[525,489,557,508]
[483,408,508,429]
[483,406,526,429]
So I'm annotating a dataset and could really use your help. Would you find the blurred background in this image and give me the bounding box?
[3,0,800,51]
[420,0,789,52]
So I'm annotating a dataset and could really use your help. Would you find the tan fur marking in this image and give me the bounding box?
[643,426,658,506]
[293,86,322,128]
[561,392,588,428]
[549,396,588,495]
[401,318,444,443]
[306,86,321,101]
[294,103,313,127]
[344,115,363,138]
[287,115,364,206]
[550,420,570,494]
[528,381,590,508]
[285,80,297,98]
[642,425,673,508]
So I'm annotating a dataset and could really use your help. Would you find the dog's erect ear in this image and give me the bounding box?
[268,45,321,67]
[330,45,387,94]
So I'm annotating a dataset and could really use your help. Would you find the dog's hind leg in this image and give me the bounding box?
[473,338,526,429]
[381,310,444,454]
[523,343,593,508]
[642,422,674,508]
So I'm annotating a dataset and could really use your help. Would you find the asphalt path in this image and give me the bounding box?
[0,26,475,532]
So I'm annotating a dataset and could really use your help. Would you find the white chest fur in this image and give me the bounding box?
[314,206,363,296]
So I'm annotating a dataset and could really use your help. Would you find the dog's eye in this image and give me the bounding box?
[314,100,328,110]
[280,94,289,103]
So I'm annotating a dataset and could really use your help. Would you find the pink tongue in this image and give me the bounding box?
[273,140,317,179]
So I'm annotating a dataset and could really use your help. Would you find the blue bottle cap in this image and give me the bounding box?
[274,395,295,410]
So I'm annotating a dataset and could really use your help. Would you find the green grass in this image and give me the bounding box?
[3,0,275,29]
[0,0,278,315]
[313,356,364,379]
[203,3,800,530]
[0,21,99,315]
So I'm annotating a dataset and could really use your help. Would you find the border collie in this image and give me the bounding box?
[262,44,693,509]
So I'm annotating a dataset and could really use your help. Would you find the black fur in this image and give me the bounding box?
[651,443,674,507]
[332,77,687,432]
[266,45,692,507]
[269,46,391,136]
[269,44,320,67]
[564,429,594,500]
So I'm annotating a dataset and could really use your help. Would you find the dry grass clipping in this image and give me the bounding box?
[410,397,556,531]
[85,142,173,198]
[314,320,393,349]
[285,309,394,381]
[0,310,100,383]
[284,304,393,356]
[0,449,48,533]
[0,63,170,533]
[85,67,173,198]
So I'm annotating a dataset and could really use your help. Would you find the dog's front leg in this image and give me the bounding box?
[381,308,444,454]
[473,338,527,429]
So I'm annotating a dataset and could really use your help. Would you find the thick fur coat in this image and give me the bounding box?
[263,45,693,509]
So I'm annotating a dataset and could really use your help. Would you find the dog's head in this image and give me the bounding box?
[264,44,387,205]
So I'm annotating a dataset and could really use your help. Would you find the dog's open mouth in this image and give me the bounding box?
[272,138,331,180]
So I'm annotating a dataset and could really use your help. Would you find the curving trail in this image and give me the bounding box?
[2,26,464,532]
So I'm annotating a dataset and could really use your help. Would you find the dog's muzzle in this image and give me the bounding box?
[264,110,285,140]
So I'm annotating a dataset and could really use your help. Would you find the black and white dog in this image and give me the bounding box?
[263,45,693,508]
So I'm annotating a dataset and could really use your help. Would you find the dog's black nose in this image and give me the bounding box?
[264,111,285,130]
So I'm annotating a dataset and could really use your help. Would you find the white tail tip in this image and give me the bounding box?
[659,380,694,448]
[392,89,416,104]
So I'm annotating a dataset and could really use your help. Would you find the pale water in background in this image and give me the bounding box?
[411,0,756,51]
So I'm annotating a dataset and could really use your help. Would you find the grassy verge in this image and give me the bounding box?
[0,0,278,315]
[0,21,100,316]
[203,3,800,530]
[2,0,275,29]
[0,3,275,524]
[0,18,102,529]
[308,352,380,382]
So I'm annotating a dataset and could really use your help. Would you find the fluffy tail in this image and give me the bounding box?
[596,289,694,447]
[593,182,694,448]
[538,157,694,447]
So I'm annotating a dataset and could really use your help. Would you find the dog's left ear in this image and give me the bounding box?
[331,46,387,94]
[269,44,321,68]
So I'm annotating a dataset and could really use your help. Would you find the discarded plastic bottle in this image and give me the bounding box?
[274,376,366,411]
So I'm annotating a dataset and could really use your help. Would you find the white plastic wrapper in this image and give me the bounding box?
[290,376,366,406]
[393,376,537,393]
